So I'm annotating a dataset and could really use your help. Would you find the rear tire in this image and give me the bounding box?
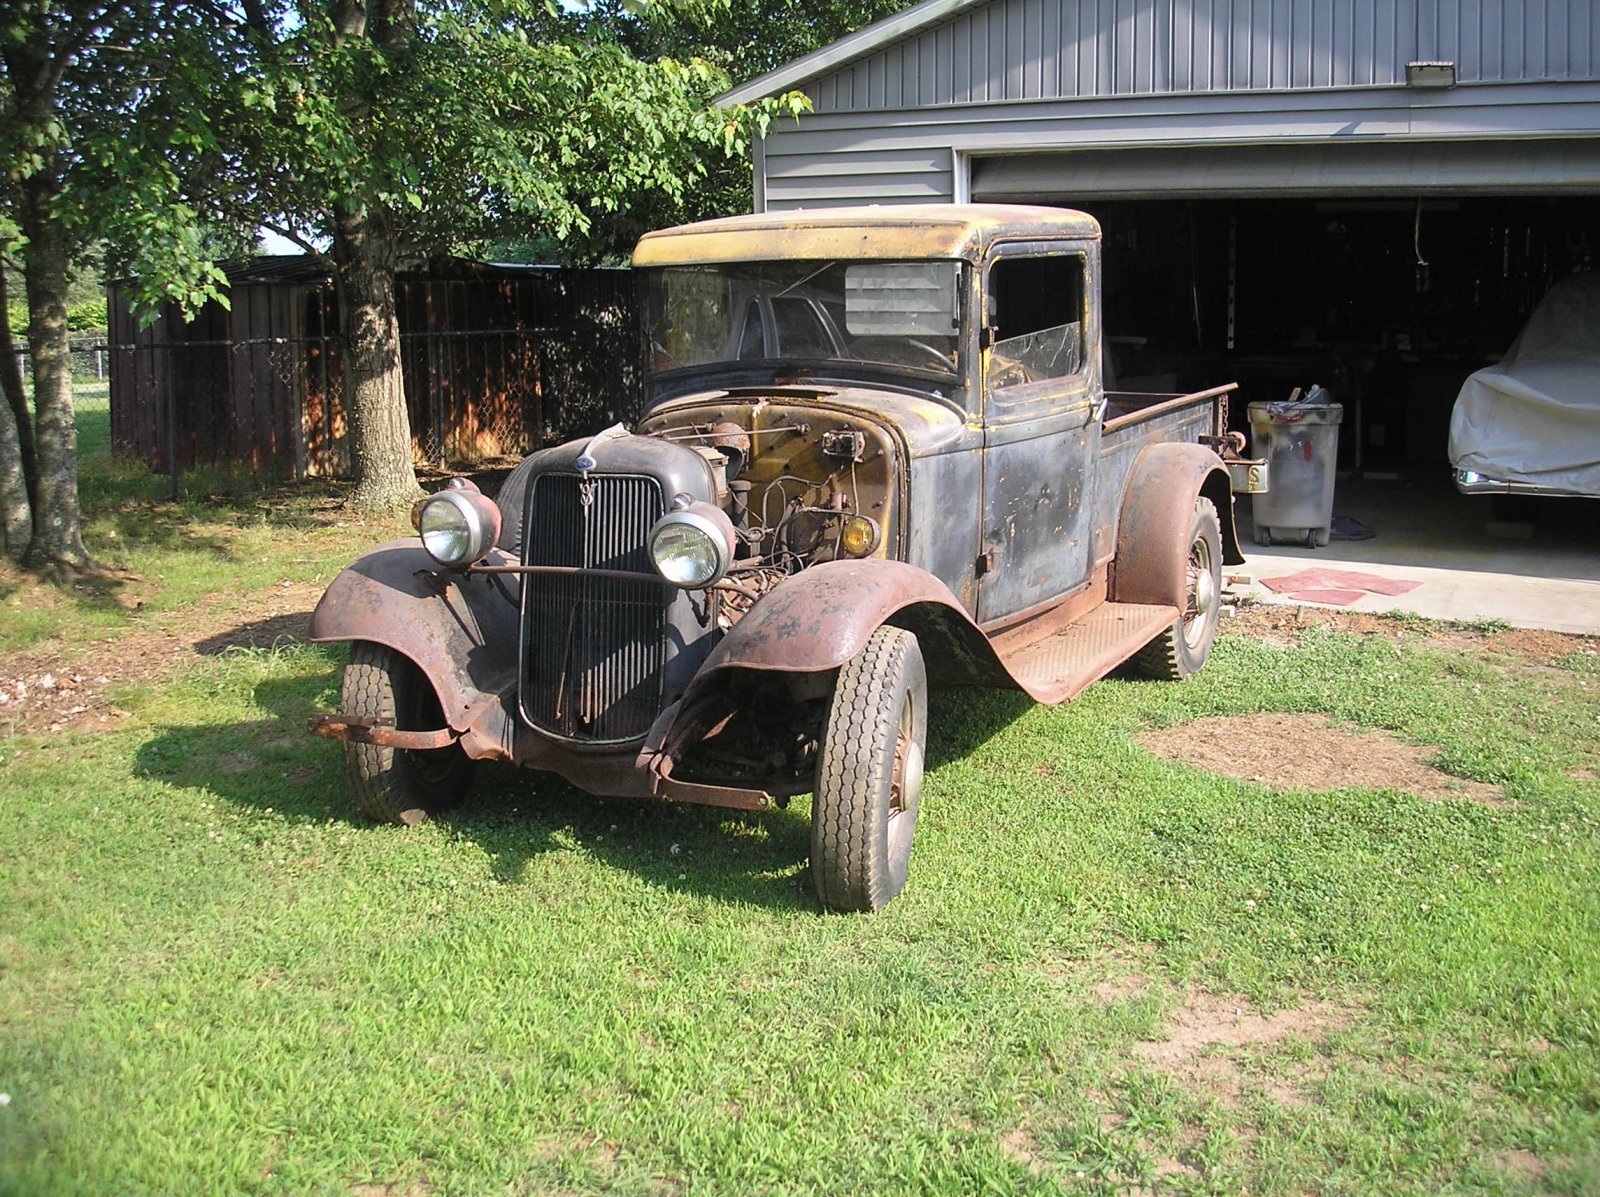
[810,627,928,913]
[1132,498,1223,681]
[341,641,473,826]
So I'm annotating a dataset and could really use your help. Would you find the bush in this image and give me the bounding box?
[7,298,108,336]
[68,298,108,332]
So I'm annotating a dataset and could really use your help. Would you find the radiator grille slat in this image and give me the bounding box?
[521,473,667,743]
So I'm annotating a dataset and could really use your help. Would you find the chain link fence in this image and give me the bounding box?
[11,334,113,384]
[108,268,643,489]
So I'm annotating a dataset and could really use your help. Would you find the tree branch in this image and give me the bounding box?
[259,220,336,271]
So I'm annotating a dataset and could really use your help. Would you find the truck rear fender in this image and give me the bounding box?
[308,540,522,747]
[1111,443,1243,609]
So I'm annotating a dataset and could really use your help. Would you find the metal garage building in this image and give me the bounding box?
[723,0,1600,467]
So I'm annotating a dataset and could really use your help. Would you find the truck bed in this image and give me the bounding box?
[1103,384,1236,438]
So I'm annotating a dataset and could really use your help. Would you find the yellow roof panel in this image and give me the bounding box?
[632,204,1100,267]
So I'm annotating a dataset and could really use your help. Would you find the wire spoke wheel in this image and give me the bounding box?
[1132,497,1223,680]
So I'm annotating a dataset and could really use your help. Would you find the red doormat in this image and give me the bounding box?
[1258,568,1422,608]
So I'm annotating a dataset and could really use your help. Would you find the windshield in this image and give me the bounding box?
[643,260,965,380]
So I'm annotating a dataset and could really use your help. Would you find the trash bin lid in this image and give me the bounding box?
[1248,400,1344,425]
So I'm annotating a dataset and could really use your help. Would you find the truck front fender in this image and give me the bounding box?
[1111,443,1244,609]
[639,558,1012,782]
[309,540,522,752]
[703,559,1008,683]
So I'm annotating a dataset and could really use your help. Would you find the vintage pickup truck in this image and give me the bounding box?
[310,204,1256,912]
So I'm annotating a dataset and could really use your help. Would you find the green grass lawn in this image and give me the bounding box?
[1,402,1597,1195]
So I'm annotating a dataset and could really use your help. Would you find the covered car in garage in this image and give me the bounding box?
[1450,272,1600,499]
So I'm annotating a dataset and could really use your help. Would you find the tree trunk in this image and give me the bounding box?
[0,369,30,561]
[0,261,34,558]
[333,201,422,513]
[19,184,93,574]
[0,260,40,516]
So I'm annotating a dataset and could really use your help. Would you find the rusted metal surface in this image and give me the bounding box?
[1101,384,1238,436]
[309,540,521,759]
[1110,443,1239,610]
[1004,600,1179,701]
[686,559,973,675]
[656,777,774,811]
[310,203,1253,815]
[307,713,461,750]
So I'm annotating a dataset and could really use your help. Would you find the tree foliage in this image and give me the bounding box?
[3,0,874,539]
[206,0,809,509]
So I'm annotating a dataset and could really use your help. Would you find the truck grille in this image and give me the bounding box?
[519,472,668,743]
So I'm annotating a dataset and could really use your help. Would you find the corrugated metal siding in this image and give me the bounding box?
[808,0,1600,112]
[972,136,1600,198]
[761,145,958,208]
[762,80,1600,208]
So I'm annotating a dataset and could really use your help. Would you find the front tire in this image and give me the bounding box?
[811,627,928,912]
[341,641,473,826]
[1132,498,1223,680]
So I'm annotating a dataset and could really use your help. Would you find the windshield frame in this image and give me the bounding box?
[640,259,971,399]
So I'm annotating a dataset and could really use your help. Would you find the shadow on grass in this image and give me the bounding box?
[131,664,817,914]
[0,557,134,620]
[192,611,317,656]
[926,685,1036,770]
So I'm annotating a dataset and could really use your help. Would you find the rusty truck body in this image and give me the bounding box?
[309,204,1257,912]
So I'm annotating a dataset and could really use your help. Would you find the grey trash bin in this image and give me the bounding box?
[1248,390,1343,548]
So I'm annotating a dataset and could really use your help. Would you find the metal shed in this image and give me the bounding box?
[109,259,638,480]
[724,0,1600,469]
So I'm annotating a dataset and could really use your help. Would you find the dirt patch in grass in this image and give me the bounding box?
[0,581,325,737]
[1093,972,1152,1004]
[998,1128,1046,1173]
[1230,604,1596,661]
[1139,713,1506,806]
[1496,1150,1547,1181]
[1132,991,1356,1108]
[349,1182,432,1197]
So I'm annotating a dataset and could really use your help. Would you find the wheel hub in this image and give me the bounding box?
[1194,566,1217,618]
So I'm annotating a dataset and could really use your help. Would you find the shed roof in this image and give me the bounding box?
[216,256,619,287]
[632,203,1099,267]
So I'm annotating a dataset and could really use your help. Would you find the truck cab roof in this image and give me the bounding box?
[632,203,1102,267]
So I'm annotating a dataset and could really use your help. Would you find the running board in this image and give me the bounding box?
[1001,601,1179,704]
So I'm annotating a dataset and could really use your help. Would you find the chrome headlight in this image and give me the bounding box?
[413,479,501,568]
[648,501,736,588]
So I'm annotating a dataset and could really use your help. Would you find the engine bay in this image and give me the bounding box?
[638,397,902,627]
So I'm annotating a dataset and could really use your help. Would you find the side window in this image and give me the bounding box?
[987,254,1086,397]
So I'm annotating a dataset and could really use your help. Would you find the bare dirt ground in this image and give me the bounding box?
[0,580,325,737]
[1139,712,1507,806]
[1130,990,1358,1109]
[1229,601,1594,663]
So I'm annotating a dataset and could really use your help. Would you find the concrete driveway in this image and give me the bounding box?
[1232,471,1600,635]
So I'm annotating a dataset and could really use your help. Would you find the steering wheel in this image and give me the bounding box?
[853,336,952,369]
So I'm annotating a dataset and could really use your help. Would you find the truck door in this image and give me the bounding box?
[978,243,1102,624]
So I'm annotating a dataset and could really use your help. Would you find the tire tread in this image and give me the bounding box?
[811,627,921,912]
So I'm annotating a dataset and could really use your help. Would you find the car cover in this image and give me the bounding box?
[1448,271,1600,496]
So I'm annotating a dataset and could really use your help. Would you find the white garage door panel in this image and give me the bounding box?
[972,139,1600,199]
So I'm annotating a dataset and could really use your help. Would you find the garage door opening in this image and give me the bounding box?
[1058,196,1593,466]
[997,195,1594,533]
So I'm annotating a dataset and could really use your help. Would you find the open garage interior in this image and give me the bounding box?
[973,180,1599,557]
[967,189,1596,469]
